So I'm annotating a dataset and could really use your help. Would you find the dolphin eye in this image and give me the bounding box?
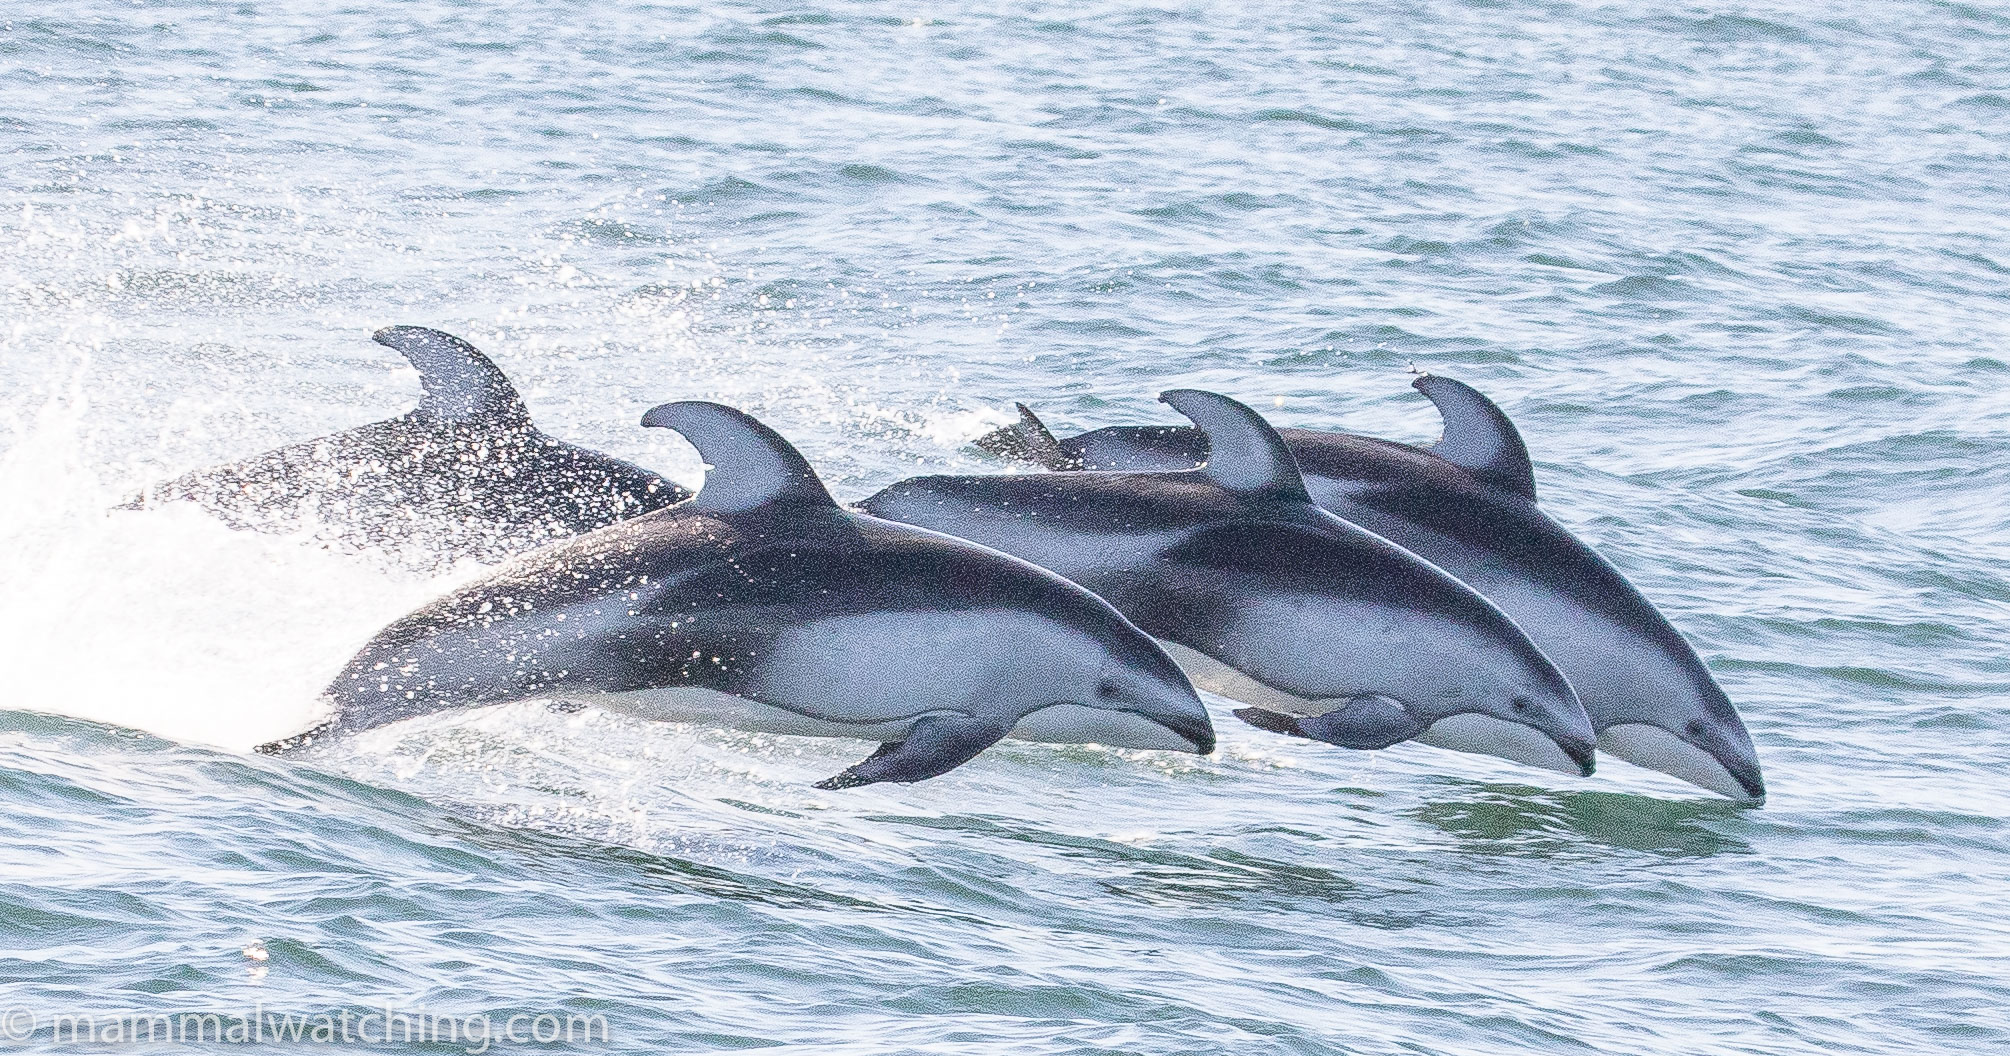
[1510,696,1536,714]
[1097,679,1121,700]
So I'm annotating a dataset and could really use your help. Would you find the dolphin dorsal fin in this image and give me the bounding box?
[1412,374,1537,500]
[374,326,528,424]
[640,401,834,514]
[972,403,1081,470]
[1159,389,1309,502]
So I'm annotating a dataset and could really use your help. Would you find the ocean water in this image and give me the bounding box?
[3,1,2008,1052]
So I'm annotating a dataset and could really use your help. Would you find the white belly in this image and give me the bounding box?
[558,688,1188,752]
[566,687,938,741]
[1158,641,1347,715]
[1009,703,1197,752]
[1414,713,1580,775]
[1601,722,1755,800]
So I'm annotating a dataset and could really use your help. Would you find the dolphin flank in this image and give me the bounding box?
[261,400,1214,789]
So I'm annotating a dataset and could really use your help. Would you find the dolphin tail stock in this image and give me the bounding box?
[973,403,1081,470]
[814,715,1012,789]
[1234,696,1425,750]
[373,325,531,425]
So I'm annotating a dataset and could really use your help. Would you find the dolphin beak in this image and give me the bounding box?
[1598,721,1766,803]
[1696,715,1766,802]
[1173,712,1214,752]
[1560,734,1598,777]
[1537,693,1600,776]
[1715,743,1766,803]
[1166,710,1216,755]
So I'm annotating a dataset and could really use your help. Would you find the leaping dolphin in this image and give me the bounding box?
[975,376,1765,802]
[260,401,1215,789]
[862,390,1597,779]
[127,326,688,568]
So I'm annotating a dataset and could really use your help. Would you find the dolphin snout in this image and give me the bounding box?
[1558,732,1598,777]
[1126,678,1216,755]
[1597,717,1765,803]
[1160,708,1217,755]
[1690,719,1766,803]
[1552,705,1599,777]
[1723,756,1765,803]
[1118,649,1217,755]
[1507,688,1598,776]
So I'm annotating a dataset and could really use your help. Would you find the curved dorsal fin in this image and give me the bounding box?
[374,326,528,424]
[1412,374,1537,500]
[1159,389,1309,502]
[972,403,1080,470]
[640,401,834,514]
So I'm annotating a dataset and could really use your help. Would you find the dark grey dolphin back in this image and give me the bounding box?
[973,408,1203,473]
[373,325,530,425]
[976,377,1536,502]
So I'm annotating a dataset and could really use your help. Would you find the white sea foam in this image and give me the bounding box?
[0,388,464,750]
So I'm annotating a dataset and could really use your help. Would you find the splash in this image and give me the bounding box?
[0,382,463,751]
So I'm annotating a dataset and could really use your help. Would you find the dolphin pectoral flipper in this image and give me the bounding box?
[813,715,1012,789]
[974,403,1081,470]
[372,325,528,423]
[1412,374,1537,500]
[1234,695,1424,750]
[1231,707,1302,736]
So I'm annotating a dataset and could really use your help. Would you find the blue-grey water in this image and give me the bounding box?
[3,2,2008,1052]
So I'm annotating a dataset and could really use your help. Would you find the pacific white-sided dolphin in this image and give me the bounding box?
[862,390,1597,778]
[976,376,1765,802]
[260,401,1215,789]
[128,326,688,568]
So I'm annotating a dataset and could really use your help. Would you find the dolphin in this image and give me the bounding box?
[861,390,1597,778]
[974,376,1765,802]
[127,326,688,568]
[259,400,1214,789]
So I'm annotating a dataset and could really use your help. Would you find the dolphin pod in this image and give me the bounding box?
[259,400,1215,789]
[974,376,1765,803]
[128,326,687,568]
[861,390,1598,778]
[128,325,1764,800]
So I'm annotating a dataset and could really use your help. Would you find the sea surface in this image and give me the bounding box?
[3,2,2008,1053]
